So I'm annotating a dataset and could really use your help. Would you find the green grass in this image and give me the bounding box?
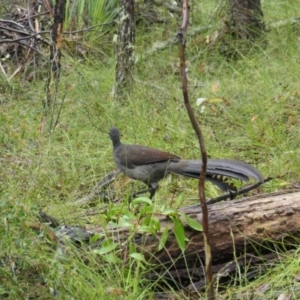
[1,1,300,298]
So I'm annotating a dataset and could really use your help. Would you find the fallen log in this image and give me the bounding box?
[52,190,300,288]
[141,190,300,268]
[132,189,300,288]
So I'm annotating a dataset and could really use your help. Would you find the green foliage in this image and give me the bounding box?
[64,0,118,42]
[101,197,180,250]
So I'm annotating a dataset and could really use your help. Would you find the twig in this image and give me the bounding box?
[0,30,51,45]
[0,62,8,80]
[18,11,52,21]
[0,25,35,36]
[177,1,214,299]
[8,65,23,81]
[73,169,121,205]
[27,0,35,33]
[0,18,28,28]
[53,88,66,130]
[206,177,273,205]
[63,21,115,34]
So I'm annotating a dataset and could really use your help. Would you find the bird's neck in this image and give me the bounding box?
[112,140,121,149]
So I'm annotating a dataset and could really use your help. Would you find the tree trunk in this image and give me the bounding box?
[229,0,265,40]
[114,0,135,97]
[220,0,266,58]
[43,0,66,133]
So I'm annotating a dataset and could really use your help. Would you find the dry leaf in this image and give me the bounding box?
[207,98,224,103]
[277,293,292,300]
[106,287,125,296]
[251,115,258,122]
[212,81,220,93]
[196,97,206,106]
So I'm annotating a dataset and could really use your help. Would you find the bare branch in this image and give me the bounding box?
[207,177,273,205]
[177,1,214,298]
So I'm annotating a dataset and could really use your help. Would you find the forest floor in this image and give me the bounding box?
[1,0,300,299]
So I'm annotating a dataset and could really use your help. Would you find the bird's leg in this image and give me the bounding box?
[148,182,158,199]
[131,188,151,199]
[131,183,159,200]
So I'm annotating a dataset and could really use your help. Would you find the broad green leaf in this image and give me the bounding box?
[131,197,153,206]
[100,253,122,264]
[149,217,161,232]
[130,252,148,269]
[136,225,151,233]
[172,217,186,252]
[94,239,119,255]
[138,205,155,216]
[158,227,169,251]
[182,213,203,232]
[122,210,136,219]
[130,252,146,262]
[160,208,177,216]
[129,243,136,253]
[118,215,133,227]
[174,193,186,206]
[89,233,105,243]
[141,213,153,226]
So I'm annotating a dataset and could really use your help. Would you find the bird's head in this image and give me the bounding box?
[109,127,121,146]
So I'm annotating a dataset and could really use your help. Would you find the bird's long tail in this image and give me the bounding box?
[168,159,264,191]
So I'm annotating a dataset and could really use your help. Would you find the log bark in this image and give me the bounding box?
[141,190,300,269]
